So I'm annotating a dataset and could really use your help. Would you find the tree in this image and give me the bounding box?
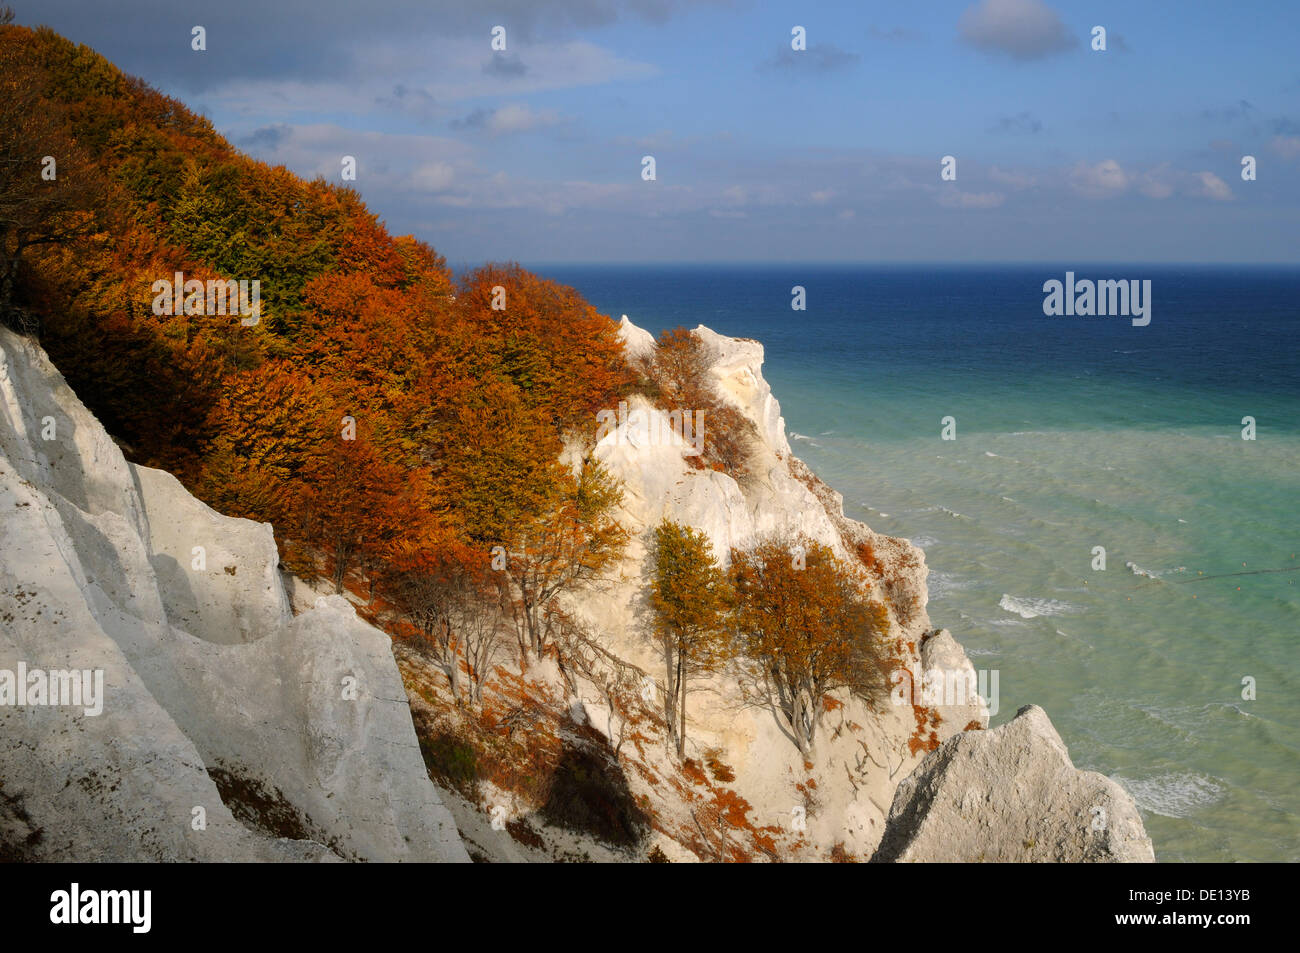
[499,457,628,667]
[646,327,757,476]
[199,361,327,524]
[551,606,648,758]
[386,541,506,707]
[296,428,423,594]
[649,519,733,760]
[0,25,104,329]
[731,537,890,757]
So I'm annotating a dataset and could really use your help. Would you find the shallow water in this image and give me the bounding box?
[538,263,1300,862]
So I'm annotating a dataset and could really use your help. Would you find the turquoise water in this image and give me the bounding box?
[537,264,1300,862]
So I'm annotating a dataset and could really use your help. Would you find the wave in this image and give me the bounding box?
[998,594,1078,619]
[1112,773,1226,818]
[1126,561,1187,579]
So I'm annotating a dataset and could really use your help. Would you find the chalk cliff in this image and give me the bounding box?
[1,317,1152,862]
[0,326,468,862]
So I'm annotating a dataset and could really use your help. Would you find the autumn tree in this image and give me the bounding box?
[649,519,733,760]
[455,263,631,431]
[646,327,757,476]
[0,23,104,329]
[499,457,628,666]
[386,541,506,707]
[199,361,328,524]
[296,426,427,594]
[731,537,890,757]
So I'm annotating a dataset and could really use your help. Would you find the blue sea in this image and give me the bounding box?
[534,263,1300,863]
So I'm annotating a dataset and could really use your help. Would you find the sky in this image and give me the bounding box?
[17,0,1300,264]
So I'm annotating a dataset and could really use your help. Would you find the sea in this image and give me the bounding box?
[532,263,1300,863]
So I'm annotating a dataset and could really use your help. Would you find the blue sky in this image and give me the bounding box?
[20,0,1300,263]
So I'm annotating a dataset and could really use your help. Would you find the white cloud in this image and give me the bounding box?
[1190,171,1233,201]
[1137,163,1175,199]
[410,162,456,192]
[452,103,564,134]
[1069,159,1128,197]
[491,104,560,133]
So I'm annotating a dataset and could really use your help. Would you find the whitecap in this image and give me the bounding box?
[1112,773,1225,818]
[984,451,999,458]
[998,594,1078,619]
[1220,703,1258,720]
[1126,561,1187,579]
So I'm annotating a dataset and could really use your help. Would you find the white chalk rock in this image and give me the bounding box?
[0,327,468,862]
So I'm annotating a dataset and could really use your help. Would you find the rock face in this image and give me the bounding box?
[556,317,976,858]
[918,628,991,732]
[0,327,469,862]
[872,705,1155,862]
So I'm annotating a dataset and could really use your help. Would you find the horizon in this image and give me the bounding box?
[16,0,1300,266]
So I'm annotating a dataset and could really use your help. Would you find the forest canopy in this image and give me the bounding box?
[0,21,633,604]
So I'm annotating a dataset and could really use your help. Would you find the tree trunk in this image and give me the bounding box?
[676,653,688,760]
[664,648,678,756]
[332,540,348,593]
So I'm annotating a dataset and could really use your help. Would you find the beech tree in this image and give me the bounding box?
[498,457,628,667]
[0,21,103,329]
[647,327,757,476]
[297,429,424,594]
[731,537,890,757]
[650,519,733,760]
[386,542,506,707]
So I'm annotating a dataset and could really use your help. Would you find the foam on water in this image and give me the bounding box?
[1112,773,1227,818]
[998,594,1079,619]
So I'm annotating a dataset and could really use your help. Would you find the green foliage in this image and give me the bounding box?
[650,520,733,657]
[650,519,733,758]
[418,730,480,801]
